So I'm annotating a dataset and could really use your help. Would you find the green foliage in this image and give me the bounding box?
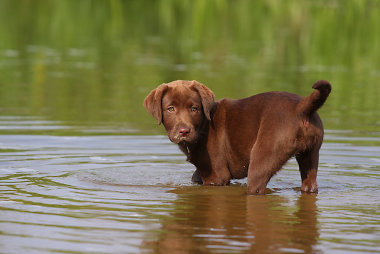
[0,0,379,133]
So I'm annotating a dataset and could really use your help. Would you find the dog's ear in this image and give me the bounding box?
[143,83,168,125]
[190,80,215,120]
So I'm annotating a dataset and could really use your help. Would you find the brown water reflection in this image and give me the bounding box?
[146,187,319,253]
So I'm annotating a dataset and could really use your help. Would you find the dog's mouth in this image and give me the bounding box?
[171,132,197,145]
[178,139,191,146]
[171,136,192,144]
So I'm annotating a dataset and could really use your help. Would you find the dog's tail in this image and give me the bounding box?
[296,80,332,116]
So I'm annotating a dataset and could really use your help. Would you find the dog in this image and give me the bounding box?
[144,80,331,194]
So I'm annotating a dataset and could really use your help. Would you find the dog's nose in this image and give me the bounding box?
[179,127,191,137]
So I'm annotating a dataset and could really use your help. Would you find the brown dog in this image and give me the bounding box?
[144,80,331,194]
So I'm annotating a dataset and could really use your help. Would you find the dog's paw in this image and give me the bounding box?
[191,170,203,184]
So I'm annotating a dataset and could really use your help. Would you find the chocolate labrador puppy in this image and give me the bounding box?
[144,80,331,194]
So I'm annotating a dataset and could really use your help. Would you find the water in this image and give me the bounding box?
[0,118,379,253]
[1,0,380,133]
[1,1,380,253]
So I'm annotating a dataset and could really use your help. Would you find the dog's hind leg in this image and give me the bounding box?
[296,149,319,193]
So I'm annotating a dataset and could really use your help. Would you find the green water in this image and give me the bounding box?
[0,0,379,133]
[0,1,380,253]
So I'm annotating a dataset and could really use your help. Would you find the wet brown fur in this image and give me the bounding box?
[144,80,331,194]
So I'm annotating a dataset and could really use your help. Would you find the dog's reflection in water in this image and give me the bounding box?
[143,187,319,254]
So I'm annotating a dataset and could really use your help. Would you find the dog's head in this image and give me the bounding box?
[144,80,215,144]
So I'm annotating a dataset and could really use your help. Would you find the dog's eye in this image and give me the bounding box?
[167,106,175,112]
[191,106,199,112]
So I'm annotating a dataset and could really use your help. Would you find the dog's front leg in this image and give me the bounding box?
[200,167,231,186]
[191,170,203,184]
[191,168,230,186]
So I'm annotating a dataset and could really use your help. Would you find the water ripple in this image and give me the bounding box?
[0,133,379,253]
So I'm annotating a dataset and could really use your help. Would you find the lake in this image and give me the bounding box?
[0,1,380,253]
[1,119,379,253]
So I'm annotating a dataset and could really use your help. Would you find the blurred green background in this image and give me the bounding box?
[0,0,379,134]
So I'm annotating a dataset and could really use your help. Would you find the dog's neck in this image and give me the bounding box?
[178,142,192,161]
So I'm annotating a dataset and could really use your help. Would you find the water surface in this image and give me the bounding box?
[1,118,379,253]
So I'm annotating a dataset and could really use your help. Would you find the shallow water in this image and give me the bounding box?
[1,119,379,253]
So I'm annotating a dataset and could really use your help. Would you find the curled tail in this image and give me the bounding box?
[296,80,332,116]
